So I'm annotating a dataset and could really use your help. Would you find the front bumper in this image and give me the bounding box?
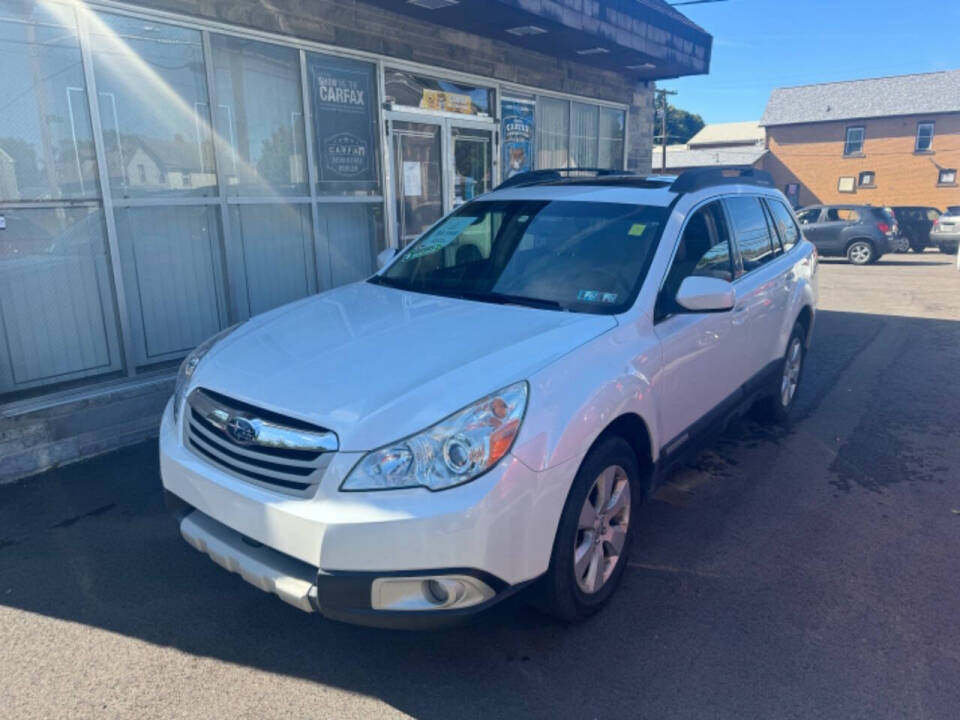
[159,399,576,627]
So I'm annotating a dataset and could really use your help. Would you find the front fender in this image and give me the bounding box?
[511,317,662,473]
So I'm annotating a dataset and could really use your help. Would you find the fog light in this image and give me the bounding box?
[371,575,496,611]
[424,579,451,605]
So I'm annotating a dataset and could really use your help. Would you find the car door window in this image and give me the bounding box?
[657,201,734,321]
[766,199,801,252]
[725,196,778,273]
[796,208,821,225]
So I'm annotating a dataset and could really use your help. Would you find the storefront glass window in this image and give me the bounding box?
[90,13,217,198]
[211,35,308,197]
[114,205,226,367]
[385,69,493,117]
[307,52,381,196]
[537,97,569,169]
[0,1,100,200]
[229,204,315,315]
[321,203,383,287]
[571,102,599,168]
[599,107,625,170]
[0,207,123,394]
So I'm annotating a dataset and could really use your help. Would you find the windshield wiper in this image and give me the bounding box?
[369,277,565,311]
[452,290,567,311]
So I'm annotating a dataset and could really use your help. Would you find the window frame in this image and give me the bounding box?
[915,122,935,153]
[837,176,856,193]
[843,126,865,156]
[937,168,957,187]
[858,171,876,188]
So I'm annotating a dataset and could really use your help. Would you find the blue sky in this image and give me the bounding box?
[667,0,960,123]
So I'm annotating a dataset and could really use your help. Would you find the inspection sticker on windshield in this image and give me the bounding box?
[403,217,476,261]
[578,290,618,304]
[628,223,647,237]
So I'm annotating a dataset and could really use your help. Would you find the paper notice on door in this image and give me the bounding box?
[402,161,422,197]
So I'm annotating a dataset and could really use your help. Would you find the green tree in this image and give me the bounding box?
[653,102,705,145]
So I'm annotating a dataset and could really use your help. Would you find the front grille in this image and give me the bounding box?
[184,388,336,495]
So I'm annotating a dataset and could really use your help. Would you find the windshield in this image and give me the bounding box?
[374,200,668,313]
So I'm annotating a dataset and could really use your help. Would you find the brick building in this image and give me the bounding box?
[652,120,766,172]
[0,0,711,481]
[761,70,960,209]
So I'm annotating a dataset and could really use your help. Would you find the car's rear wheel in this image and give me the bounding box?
[846,240,874,265]
[540,436,640,622]
[754,323,806,424]
[939,243,958,255]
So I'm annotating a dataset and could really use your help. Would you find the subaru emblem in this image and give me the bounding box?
[226,416,257,445]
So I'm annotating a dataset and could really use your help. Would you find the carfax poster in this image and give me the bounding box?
[501,99,535,179]
[309,55,378,185]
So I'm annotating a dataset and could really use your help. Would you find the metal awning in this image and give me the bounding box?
[355,0,712,81]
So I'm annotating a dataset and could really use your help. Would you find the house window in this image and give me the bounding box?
[916,122,934,152]
[938,168,957,186]
[181,171,192,187]
[844,126,864,156]
[137,164,147,184]
[858,171,875,188]
[838,176,856,193]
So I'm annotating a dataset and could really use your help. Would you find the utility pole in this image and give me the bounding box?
[655,87,677,175]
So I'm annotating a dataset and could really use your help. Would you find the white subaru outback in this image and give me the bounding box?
[160,168,817,629]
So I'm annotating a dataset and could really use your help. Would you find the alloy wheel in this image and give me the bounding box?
[848,242,871,264]
[781,338,803,408]
[574,465,631,595]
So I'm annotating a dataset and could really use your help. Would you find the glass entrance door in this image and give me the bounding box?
[451,127,492,210]
[388,114,495,247]
[391,120,443,246]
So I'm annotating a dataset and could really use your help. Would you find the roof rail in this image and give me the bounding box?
[495,168,632,190]
[669,167,774,194]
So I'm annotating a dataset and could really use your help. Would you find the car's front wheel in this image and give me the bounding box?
[846,240,875,265]
[540,436,640,622]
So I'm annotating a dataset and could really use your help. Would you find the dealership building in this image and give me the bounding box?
[0,0,711,481]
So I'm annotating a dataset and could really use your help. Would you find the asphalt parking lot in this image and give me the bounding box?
[2,252,959,719]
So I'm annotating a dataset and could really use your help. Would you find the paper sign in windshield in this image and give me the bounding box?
[628,223,647,236]
[403,217,476,261]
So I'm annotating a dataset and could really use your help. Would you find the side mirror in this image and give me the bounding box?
[675,276,736,313]
[376,247,397,270]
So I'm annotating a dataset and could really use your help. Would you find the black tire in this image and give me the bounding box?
[846,239,875,265]
[910,243,925,253]
[540,436,641,623]
[753,323,806,425]
[939,243,958,255]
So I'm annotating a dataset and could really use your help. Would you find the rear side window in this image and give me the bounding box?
[766,199,800,252]
[724,196,778,273]
[825,208,860,222]
[926,209,941,221]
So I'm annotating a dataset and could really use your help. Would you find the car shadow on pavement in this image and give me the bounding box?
[2,309,960,718]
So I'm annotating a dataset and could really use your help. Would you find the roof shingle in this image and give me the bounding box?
[760,70,960,127]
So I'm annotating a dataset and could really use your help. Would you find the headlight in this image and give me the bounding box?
[172,324,240,423]
[342,382,528,492]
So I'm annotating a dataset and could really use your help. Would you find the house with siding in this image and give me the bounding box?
[652,120,766,172]
[760,70,960,209]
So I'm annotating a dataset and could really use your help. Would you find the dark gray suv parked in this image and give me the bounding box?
[795,204,895,265]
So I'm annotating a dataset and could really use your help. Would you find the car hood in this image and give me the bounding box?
[192,281,617,451]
